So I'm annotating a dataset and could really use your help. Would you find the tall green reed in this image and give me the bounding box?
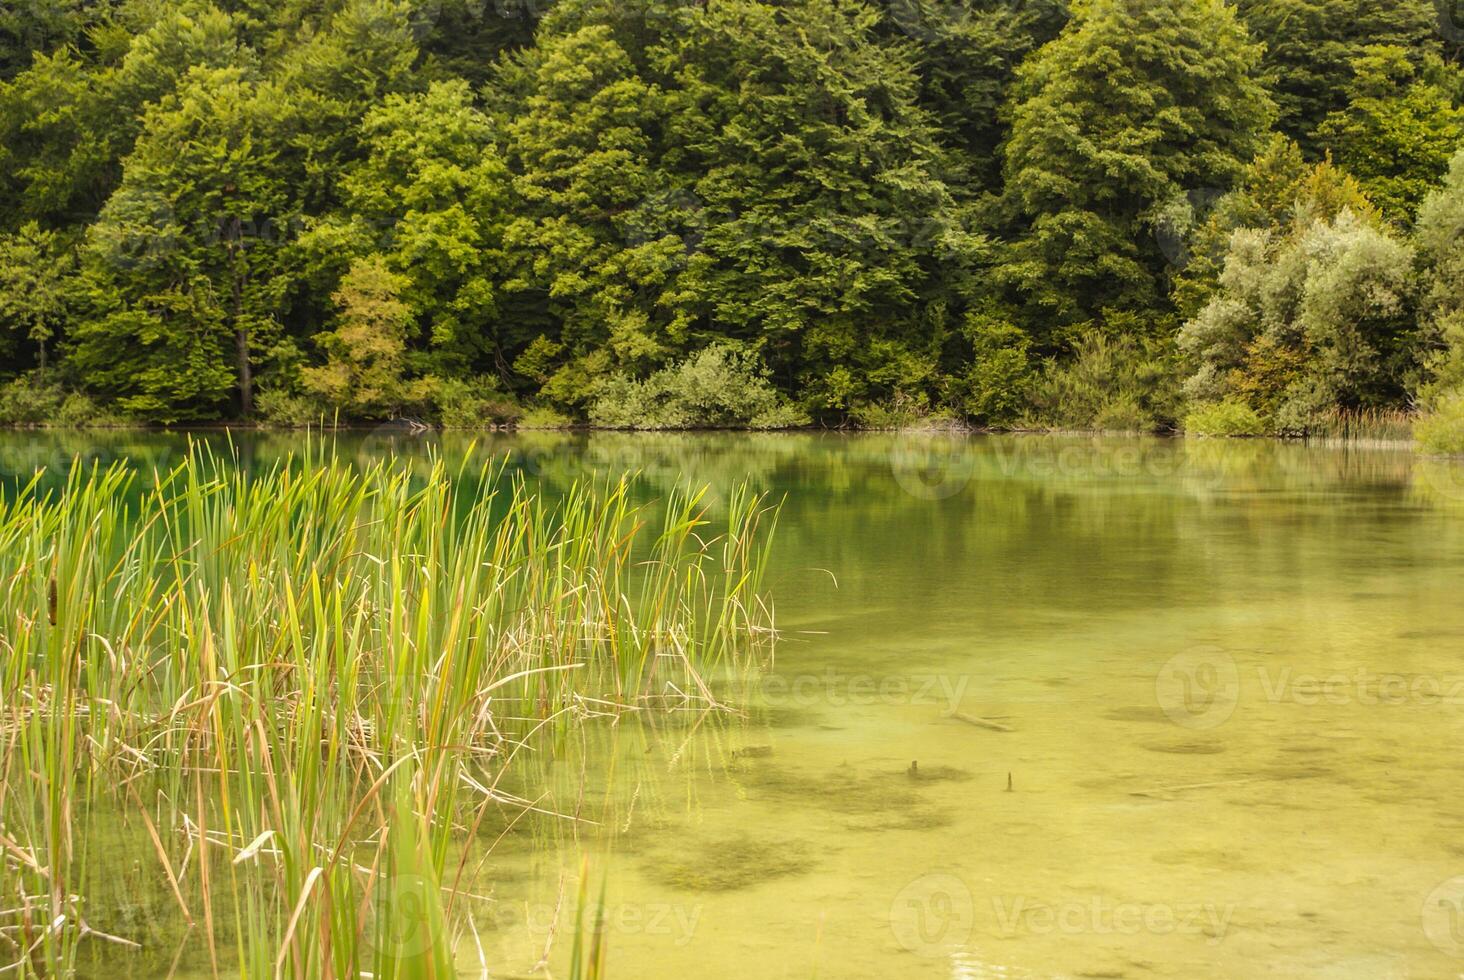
[0,445,777,977]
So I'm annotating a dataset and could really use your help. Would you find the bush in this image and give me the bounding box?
[516,405,575,430]
[0,375,114,427]
[430,376,521,427]
[1024,328,1180,432]
[849,391,964,430]
[589,344,809,430]
[1184,399,1268,436]
[958,310,1032,426]
[0,374,66,425]
[256,389,327,428]
[1416,393,1464,454]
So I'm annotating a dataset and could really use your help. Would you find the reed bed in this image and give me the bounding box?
[0,447,778,978]
[1299,406,1415,445]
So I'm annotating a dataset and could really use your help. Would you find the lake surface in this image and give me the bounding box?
[11,430,1464,978]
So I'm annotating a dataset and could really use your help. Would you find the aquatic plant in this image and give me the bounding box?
[0,445,777,976]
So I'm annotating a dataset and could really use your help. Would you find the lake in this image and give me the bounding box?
[8,430,1464,978]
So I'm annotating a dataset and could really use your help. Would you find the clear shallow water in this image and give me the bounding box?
[12,431,1464,978]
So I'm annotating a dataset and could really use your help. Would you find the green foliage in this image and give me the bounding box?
[1025,327,1181,432]
[955,307,1032,425]
[1179,209,1418,431]
[1173,137,1380,319]
[1235,0,1438,154]
[300,79,512,376]
[1316,48,1464,222]
[995,0,1275,334]
[70,63,290,422]
[0,373,111,427]
[589,343,809,430]
[848,391,962,430]
[517,405,575,429]
[1415,392,1464,454]
[302,255,428,419]
[0,0,1459,432]
[881,0,1067,194]
[498,0,982,415]
[1413,148,1464,403]
[0,220,74,373]
[1184,399,1268,436]
[431,375,522,427]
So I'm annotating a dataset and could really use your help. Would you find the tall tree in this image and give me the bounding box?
[302,254,422,417]
[877,0,1068,193]
[1234,0,1438,155]
[0,222,75,377]
[0,4,244,229]
[72,65,290,421]
[996,0,1275,337]
[500,0,983,415]
[1316,47,1464,222]
[299,80,512,380]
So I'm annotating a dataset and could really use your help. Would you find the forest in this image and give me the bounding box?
[3,0,1464,447]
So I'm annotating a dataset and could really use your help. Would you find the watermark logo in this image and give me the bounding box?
[760,670,969,711]
[1437,0,1464,43]
[1423,875,1464,957]
[1415,457,1464,504]
[1155,646,1240,730]
[890,873,975,956]
[1153,187,1225,269]
[990,895,1234,944]
[518,900,701,946]
[889,435,977,501]
[367,872,441,960]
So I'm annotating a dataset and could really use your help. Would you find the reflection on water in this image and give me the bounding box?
[9,431,1464,978]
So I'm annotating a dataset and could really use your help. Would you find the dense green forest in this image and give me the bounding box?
[3,0,1464,443]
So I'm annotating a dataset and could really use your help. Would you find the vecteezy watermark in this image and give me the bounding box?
[1423,876,1464,957]
[888,435,978,501]
[513,900,701,946]
[1157,648,1464,730]
[890,873,1235,955]
[367,872,442,960]
[1155,646,1241,730]
[1153,186,1226,269]
[889,873,975,956]
[1255,667,1464,707]
[1438,0,1464,44]
[759,670,969,711]
[990,895,1235,945]
[1415,456,1464,504]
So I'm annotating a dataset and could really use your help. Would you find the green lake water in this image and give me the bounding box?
[11,430,1464,978]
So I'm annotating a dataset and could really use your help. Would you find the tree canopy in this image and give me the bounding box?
[0,0,1462,434]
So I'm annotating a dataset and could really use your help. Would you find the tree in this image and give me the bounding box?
[1179,210,1418,429]
[875,0,1067,194]
[497,15,684,407]
[1316,48,1464,222]
[302,255,421,417]
[500,0,984,415]
[0,4,243,229]
[669,0,984,413]
[72,65,290,421]
[0,222,74,378]
[298,80,512,380]
[1234,0,1438,155]
[1414,148,1464,401]
[996,0,1275,337]
[1172,135,1379,319]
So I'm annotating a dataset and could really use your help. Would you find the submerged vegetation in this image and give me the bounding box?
[0,446,777,976]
